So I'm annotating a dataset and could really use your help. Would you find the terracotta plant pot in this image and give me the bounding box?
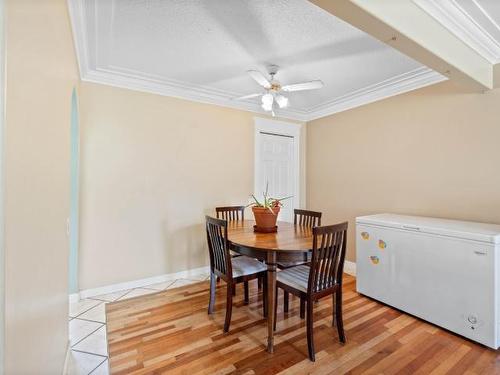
[252,206,280,232]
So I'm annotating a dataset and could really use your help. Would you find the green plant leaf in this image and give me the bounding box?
[250,194,262,207]
[246,184,293,210]
[274,195,293,202]
[267,206,276,215]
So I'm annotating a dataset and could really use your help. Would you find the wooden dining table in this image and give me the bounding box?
[227,219,314,353]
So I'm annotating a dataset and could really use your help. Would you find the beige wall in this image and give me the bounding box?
[4,0,78,373]
[79,82,305,290]
[307,81,500,262]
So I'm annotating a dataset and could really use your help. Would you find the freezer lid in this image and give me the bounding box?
[356,213,500,244]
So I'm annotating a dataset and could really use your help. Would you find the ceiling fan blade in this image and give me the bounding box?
[281,80,324,92]
[232,93,262,101]
[247,70,271,89]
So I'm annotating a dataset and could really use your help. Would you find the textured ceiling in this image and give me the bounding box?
[71,0,443,120]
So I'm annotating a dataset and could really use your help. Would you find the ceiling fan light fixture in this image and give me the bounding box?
[261,93,274,111]
[233,66,323,113]
[275,95,288,109]
[262,102,273,112]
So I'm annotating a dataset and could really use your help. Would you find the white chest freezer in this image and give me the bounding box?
[356,213,500,348]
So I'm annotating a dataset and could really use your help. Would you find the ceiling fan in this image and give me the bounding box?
[233,65,324,116]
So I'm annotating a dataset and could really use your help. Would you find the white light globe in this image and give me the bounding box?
[276,95,288,108]
[261,93,274,111]
[262,102,273,111]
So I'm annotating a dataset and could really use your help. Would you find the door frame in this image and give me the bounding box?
[0,0,5,371]
[69,88,80,301]
[254,117,303,222]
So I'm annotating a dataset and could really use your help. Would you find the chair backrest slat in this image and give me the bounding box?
[308,222,348,294]
[206,216,232,280]
[216,206,245,222]
[294,209,322,228]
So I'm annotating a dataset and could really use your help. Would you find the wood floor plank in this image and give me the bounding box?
[106,274,499,374]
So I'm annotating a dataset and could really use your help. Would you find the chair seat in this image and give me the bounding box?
[277,264,310,293]
[277,252,310,269]
[232,256,267,278]
[277,260,309,269]
[229,250,241,257]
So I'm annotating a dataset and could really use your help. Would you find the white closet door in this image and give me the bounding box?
[255,132,296,222]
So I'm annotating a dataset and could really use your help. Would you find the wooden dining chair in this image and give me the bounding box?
[216,206,245,259]
[216,205,245,221]
[293,209,322,227]
[278,209,322,313]
[215,206,248,294]
[206,216,267,332]
[274,222,348,361]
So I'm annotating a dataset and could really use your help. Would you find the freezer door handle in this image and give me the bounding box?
[401,225,421,231]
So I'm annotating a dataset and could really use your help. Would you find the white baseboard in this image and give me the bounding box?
[69,261,356,303]
[69,293,80,304]
[344,260,356,276]
[62,340,71,375]
[73,265,210,301]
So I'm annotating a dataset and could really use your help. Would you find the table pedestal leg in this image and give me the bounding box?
[266,252,277,353]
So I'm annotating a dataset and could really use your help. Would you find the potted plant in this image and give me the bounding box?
[248,183,291,233]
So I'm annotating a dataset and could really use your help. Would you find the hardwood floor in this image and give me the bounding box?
[106,275,499,374]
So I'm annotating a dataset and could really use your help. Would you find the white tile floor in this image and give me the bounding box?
[67,272,209,375]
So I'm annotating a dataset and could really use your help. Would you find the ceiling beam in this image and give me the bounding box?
[310,0,493,91]
[494,64,500,88]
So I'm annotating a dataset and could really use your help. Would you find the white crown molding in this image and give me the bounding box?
[413,0,500,64]
[80,64,445,122]
[83,66,311,121]
[68,0,446,122]
[305,67,446,120]
[67,0,91,77]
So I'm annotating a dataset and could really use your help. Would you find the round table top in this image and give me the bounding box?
[227,220,313,252]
